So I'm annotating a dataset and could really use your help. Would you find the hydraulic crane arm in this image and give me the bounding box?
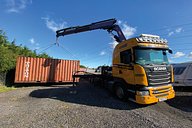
[56,19,126,43]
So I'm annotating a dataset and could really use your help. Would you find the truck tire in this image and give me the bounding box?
[114,83,127,100]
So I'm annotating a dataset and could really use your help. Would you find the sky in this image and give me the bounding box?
[1,0,192,68]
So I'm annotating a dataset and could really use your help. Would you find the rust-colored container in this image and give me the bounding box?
[14,56,80,83]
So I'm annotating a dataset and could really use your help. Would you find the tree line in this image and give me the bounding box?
[0,30,50,73]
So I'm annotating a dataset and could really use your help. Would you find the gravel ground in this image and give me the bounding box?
[0,80,192,128]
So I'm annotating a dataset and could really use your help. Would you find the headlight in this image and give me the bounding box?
[136,91,149,96]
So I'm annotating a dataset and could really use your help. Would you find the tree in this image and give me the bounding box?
[38,52,51,58]
[0,30,51,73]
[0,30,7,46]
[80,65,86,68]
[0,46,17,72]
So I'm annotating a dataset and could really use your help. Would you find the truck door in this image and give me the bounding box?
[184,64,192,86]
[119,49,135,85]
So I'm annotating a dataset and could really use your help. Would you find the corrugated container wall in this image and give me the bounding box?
[14,56,80,83]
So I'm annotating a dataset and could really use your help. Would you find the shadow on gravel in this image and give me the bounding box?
[29,80,145,110]
[166,87,192,112]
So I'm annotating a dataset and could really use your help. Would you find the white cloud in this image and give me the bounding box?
[42,17,67,32]
[168,31,174,36]
[29,38,39,50]
[109,41,118,49]
[175,27,182,33]
[168,27,183,36]
[117,20,122,24]
[29,38,35,44]
[119,21,136,38]
[109,20,136,49]
[35,47,40,50]
[6,0,32,13]
[172,52,185,58]
[99,51,106,56]
[187,52,192,58]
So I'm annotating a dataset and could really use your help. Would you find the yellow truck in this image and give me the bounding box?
[56,19,175,104]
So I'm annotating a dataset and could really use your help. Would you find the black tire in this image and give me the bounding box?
[114,83,127,101]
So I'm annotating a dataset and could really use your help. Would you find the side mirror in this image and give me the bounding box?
[168,49,173,54]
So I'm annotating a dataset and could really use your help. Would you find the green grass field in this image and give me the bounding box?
[0,86,16,93]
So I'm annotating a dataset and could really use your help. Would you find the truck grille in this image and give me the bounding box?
[147,71,171,86]
[152,86,171,98]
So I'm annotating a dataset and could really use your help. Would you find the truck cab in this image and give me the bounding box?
[112,34,175,104]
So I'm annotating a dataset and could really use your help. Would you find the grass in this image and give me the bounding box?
[0,86,16,93]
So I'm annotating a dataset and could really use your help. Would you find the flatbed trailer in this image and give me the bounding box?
[72,67,113,87]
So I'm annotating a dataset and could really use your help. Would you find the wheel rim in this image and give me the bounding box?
[116,86,124,99]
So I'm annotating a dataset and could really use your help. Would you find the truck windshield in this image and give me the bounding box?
[135,48,169,65]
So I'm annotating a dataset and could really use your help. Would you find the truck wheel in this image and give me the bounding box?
[115,84,126,100]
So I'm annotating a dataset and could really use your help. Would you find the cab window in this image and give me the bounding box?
[120,50,132,64]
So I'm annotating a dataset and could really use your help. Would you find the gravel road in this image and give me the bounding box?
[0,80,192,128]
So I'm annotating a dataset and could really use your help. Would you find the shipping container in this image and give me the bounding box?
[14,56,80,83]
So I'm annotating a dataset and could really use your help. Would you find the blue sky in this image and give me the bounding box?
[1,0,192,67]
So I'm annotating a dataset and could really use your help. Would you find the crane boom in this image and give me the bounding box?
[56,19,126,43]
